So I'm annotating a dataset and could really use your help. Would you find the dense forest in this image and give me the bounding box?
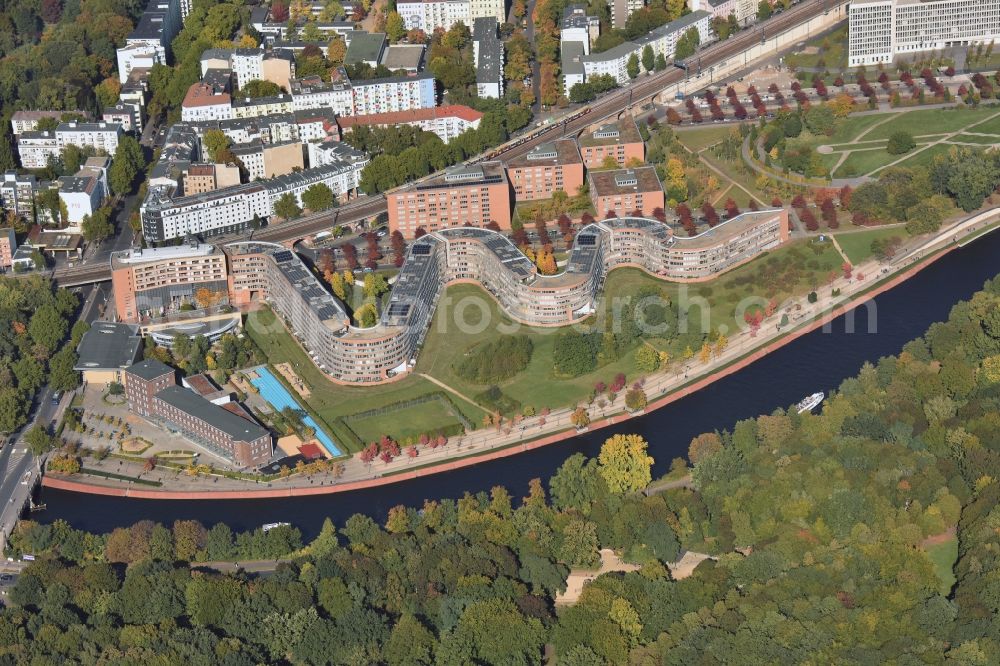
[5,275,1000,662]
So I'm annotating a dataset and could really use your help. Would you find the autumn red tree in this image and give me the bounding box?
[341,243,358,269]
[821,198,838,228]
[842,262,853,279]
[800,207,819,231]
[666,108,683,125]
[771,196,783,207]
[271,0,289,21]
[414,226,427,238]
[701,202,720,227]
[724,198,739,219]
[839,184,853,209]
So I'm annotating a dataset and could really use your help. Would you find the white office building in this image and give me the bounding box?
[847,0,1000,67]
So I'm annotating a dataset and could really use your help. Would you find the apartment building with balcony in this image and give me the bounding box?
[111,240,230,322]
[589,166,665,218]
[387,161,513,236]
[505,139,585,201]
[578,118,645,168]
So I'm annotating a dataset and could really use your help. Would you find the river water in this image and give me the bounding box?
[37,232,1000,539]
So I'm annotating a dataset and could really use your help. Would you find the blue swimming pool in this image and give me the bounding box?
[250,367,343,457]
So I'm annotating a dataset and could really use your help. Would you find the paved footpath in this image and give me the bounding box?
[42,208,1000,499]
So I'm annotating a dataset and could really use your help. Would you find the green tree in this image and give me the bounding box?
[386,11,406,43]
[886,131,916,155]
[641,45,654,73]
[758,0,773,20]
[109,135,146,196]
[13,357,45,395]
[655,52,667,71]
[273,192,302,219]
[675,27,701,60]
[81,206,113,242]
[301,183,335,211]
[0,388,26,433]
[626,52,640,79]
[29,303,68,352]
[25,424,55,455]
[549,453,606,513]
[384,614,438,665]
[48,346,80,392]
[597,434,654,494]
[202,128,231,162]
[238,79,282,98]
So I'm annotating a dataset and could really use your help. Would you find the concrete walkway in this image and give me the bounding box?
[417,373,482,411]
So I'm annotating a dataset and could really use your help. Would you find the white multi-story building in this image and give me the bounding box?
[116,43,162,83]
[561,4,600,55]
[351,74,437,115]
[56,122,123,156]
[289,76,356,116]
[231,49,266,89]
[336,104,483,142]
[846,0,998,67]
[181,82,234,122]
[1,172,39,222]
[397,0,471,32]
[16,132,59,169]
[581,10,712,84]
[231,94,295,119]
[397,0,503,32]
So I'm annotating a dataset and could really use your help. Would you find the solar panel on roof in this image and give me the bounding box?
[273,250,294,263]
[577,235,596,246]
[388,304,411,317]
[412,244,431,255]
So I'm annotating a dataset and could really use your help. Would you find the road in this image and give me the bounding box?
[46,0,835,288]
[0,284,103,552]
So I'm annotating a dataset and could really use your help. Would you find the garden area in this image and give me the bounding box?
[757,106,1000,180]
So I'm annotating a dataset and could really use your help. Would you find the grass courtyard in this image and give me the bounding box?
[834,226,906,264]
[246,237,844,445]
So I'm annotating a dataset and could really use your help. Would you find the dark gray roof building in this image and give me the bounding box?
[125,358,176,381]
[154,385,269,443]
[74,322,143,374]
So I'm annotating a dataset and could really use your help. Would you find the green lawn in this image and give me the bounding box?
[952,132,1000,145]
[965,113,1000,135]
[833,147,910,178]
[675,125,736,152]
[925,536,958,595]
[863,107,1000,141]
[783,25,849,71]
[890,143,957,171]
[834,227,906,264]
[825,114,900,145]
[345,399,465,443]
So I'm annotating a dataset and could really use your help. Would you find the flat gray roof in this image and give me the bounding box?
[345,31,386,64]
[74,322,142,372]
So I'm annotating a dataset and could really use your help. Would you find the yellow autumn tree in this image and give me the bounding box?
[597,434,654,494]
[699,342,712,364]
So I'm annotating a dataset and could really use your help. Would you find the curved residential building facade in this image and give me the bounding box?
[224,209,788,384]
